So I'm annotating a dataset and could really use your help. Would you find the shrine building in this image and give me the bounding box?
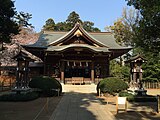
[25,23,131,84]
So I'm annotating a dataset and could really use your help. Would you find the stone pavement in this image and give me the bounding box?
[49,84,115,120]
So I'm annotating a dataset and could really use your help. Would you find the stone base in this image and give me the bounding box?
[12,87,31,94]
[134,89,147,96]
[128,87,147,96]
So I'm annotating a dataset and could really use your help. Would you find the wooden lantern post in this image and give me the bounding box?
[125,54,147,95]
[13,51,35,93]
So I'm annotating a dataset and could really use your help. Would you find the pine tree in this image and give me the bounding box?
[0,0,19,51]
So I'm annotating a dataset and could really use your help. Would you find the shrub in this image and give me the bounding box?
[119,91,135,102]
[0,92,39,101]
[29,76,62,96]
[97,77,128,95]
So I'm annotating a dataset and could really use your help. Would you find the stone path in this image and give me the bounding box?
[49,84,115,120]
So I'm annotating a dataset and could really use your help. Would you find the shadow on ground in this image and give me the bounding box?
[1,90,159,120]
[0,96,62,120]
[114,111,160,120]
[50,91,111,120]
[114,101,160,120]
[0,91,109,120]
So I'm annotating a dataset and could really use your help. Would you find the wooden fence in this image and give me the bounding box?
[143,81,160,89]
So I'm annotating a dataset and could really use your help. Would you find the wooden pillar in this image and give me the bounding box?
[106,59,109,77]
[0,62,1,75]
[43,55,46,75]
[23,61,27,88]
[133,72,136,83]
[16,61,20,88]
[139,72,142,81]
[61,72,64,83]
[24,61,29,88]
[91,61,94,83]
[60,61,65,83]
[102,59,109,78]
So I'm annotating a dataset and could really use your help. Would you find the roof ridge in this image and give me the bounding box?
[90,32,113,34]
[43,31,67,34]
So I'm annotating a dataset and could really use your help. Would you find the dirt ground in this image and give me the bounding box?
[0,89,159,120]
[0,96,62,120]
[99,89,160,120]
[146,89,160,96]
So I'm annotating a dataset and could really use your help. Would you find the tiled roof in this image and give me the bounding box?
[27,32,66,48]
[26,23,131,52]
[13,45,42,62]
[125,54,147,63]
[29,31,126,49]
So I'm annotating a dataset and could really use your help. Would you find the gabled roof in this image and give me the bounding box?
[28,23,128,49]
[25,23,131,58]
[48,23,107,47]
[13,45,42,62]
[125,54,147,63]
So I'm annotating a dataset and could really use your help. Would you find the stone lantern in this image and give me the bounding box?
[13,51,35,93]
[125,54,147,95]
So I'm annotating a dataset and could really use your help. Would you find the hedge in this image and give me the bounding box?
[0,92,39,101]
[29,76,62,97]
[97,77,128,95]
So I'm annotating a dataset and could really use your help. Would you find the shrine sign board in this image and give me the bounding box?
[116,96,127,113]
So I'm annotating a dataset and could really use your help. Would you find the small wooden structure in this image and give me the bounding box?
[125,54,147,88]
[13,51,35,90]
[12,47,42,93]
[72,77,84,85]
[116,96,127,113]
[126,54,147,95]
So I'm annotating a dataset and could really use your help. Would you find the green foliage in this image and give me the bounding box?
[66,11,82,30]
[83,21,101,32]
[119,91,135,102]
[42,11,101,32]
[126,0,160,53]
[0,92,39,101]
[142,53,160,82]
[0,0,19,44]
[29,76,62,96]
[55,22,67,31]
[105,7,139,47]
[130,45,160,82]
[110,60,122,77]
[97,77,128,95]
[110,60,130,81]
[43,18,55,31]
[15,11,33,29]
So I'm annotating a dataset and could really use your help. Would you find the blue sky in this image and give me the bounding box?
[15,0,129,32]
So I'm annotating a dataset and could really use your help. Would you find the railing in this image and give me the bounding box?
[72,77,84,85]
[64,78,92,84]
